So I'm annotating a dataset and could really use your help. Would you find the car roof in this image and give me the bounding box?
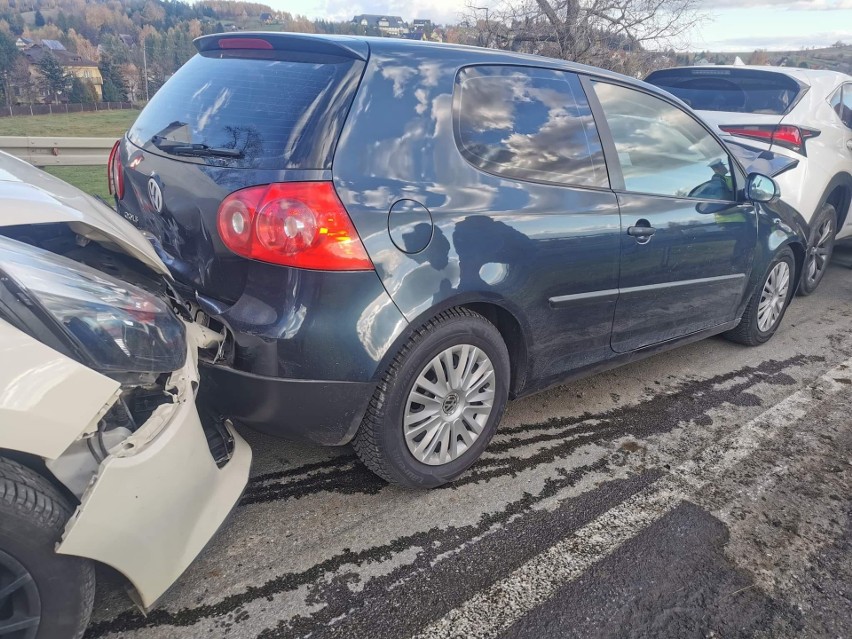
[201,32,673,101]
[663,64,851,87]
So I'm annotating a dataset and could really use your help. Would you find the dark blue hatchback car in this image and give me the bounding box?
[112,33,807,487]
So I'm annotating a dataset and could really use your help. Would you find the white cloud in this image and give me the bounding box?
[318,0,468,23]
[702,30,852,51]
[708,0,852,9]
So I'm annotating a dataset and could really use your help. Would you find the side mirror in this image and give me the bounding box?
[746,173,779,203]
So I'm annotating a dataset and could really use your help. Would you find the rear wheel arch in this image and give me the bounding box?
[375,298,531,397]
[818,173,852,231]
[460,302,528,397]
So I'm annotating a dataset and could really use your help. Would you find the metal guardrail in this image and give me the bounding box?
[0,136,117,167]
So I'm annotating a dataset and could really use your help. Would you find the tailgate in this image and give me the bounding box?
[117,34,367,302]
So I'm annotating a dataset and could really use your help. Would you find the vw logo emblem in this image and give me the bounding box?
[147,177,163,213]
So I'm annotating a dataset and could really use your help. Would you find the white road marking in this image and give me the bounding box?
[414,357,852,639]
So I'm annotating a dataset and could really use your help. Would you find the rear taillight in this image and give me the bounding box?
[719,124,819,156]
[216,182,373,271]
[107,140,124,199]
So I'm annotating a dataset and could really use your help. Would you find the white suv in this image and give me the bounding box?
[647,66,852,294]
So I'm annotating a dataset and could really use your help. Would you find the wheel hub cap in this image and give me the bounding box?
[404,344,496,466]
[806,218,834,284]
[757,261,790,333]
[441,392,461,416]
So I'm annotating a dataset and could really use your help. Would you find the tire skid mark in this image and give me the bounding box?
[241,356,814,505]
[85,355,815,637]
[85,458,610,636]
[257,470,665,639]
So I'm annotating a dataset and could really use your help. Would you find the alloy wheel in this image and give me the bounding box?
[404,344,496,465]
[757,261,790,333]
[805,217,834,286]
[0,549,40,639]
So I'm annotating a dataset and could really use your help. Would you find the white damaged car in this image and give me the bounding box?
[0,152,251,638]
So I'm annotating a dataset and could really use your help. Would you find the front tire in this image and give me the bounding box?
[0,457,95,639]
[724,247,796,346]
[798,203,837,296]
[353,308,510,488]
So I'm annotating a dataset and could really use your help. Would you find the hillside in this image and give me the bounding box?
[695,44,852,74]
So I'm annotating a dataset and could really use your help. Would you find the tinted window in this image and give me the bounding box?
[129,51,364,170]
[646,68,803,115]
[592,82,735,201]
[455,66,607,188]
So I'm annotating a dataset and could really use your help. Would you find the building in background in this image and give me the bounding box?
[352,14,408,36]
[20,40,104,102]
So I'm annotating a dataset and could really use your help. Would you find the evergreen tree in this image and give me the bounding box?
[99,55,127,101]
[34,9,46,27]
[38,52,69,102]
[68,76,97,103]
[0,31,21,107]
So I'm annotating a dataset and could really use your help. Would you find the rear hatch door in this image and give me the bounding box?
[118,34,367,302]
[646,67,808,152]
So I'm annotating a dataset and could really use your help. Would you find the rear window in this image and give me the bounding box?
[645,69,805,115]
[454,65,608,188]
[128,50,364,170]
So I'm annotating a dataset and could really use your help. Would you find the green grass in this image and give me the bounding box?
[43,166,112,204]
[0,110,140,138]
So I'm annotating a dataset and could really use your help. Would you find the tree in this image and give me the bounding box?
[749,49,769,65]
[99,54,127,101]
[38,52,69,102]
[462,0,704,71]
[0,30,20,107]
[68,76,97,103]
[34,9,45,28]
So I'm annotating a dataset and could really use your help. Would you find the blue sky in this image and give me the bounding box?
[259,0,852,51]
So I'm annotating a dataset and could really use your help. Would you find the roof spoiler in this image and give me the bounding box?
[194,32,369,61]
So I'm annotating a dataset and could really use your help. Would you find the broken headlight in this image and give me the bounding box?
[0,235,185,379]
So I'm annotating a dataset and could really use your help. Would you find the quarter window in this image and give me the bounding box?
[841,84,852,129]
[592,81,736,201]
[455,66,607,188]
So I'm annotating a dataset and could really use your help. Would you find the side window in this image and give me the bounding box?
[842,84,852,129]
[830,86,842,120]
[455,66,608,188]
[591,81,736,201]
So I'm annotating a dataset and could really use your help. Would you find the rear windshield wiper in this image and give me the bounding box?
[151,137,244,159]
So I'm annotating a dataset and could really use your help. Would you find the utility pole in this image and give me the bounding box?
[142,42,149,101]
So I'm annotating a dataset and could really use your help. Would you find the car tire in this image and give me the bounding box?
[0,457,95,639]
[797,203,837,296]
[724,247,796,346]
[352,307,510,488]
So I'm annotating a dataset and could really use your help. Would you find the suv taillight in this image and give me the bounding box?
[216,182,373,271]
[719,124,819,156]
[107,140,124,199]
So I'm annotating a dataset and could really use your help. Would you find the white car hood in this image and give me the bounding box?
[0,151,169,277]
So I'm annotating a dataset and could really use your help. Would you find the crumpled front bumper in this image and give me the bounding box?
[55,327,252,609]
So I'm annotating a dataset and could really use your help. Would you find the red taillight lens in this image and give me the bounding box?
[216,182,374,271]
[107,140,124,199]
[719,124,819,155]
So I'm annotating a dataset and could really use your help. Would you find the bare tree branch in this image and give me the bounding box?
[462,0,704,75]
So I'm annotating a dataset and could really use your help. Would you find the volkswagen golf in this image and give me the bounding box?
[111,33,807,487]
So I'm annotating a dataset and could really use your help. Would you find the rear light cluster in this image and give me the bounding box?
[719,124,819,156]
[107,140,124,199]
[216,182,374,271]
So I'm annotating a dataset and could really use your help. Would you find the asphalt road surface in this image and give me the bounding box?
[85,254,852,639]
